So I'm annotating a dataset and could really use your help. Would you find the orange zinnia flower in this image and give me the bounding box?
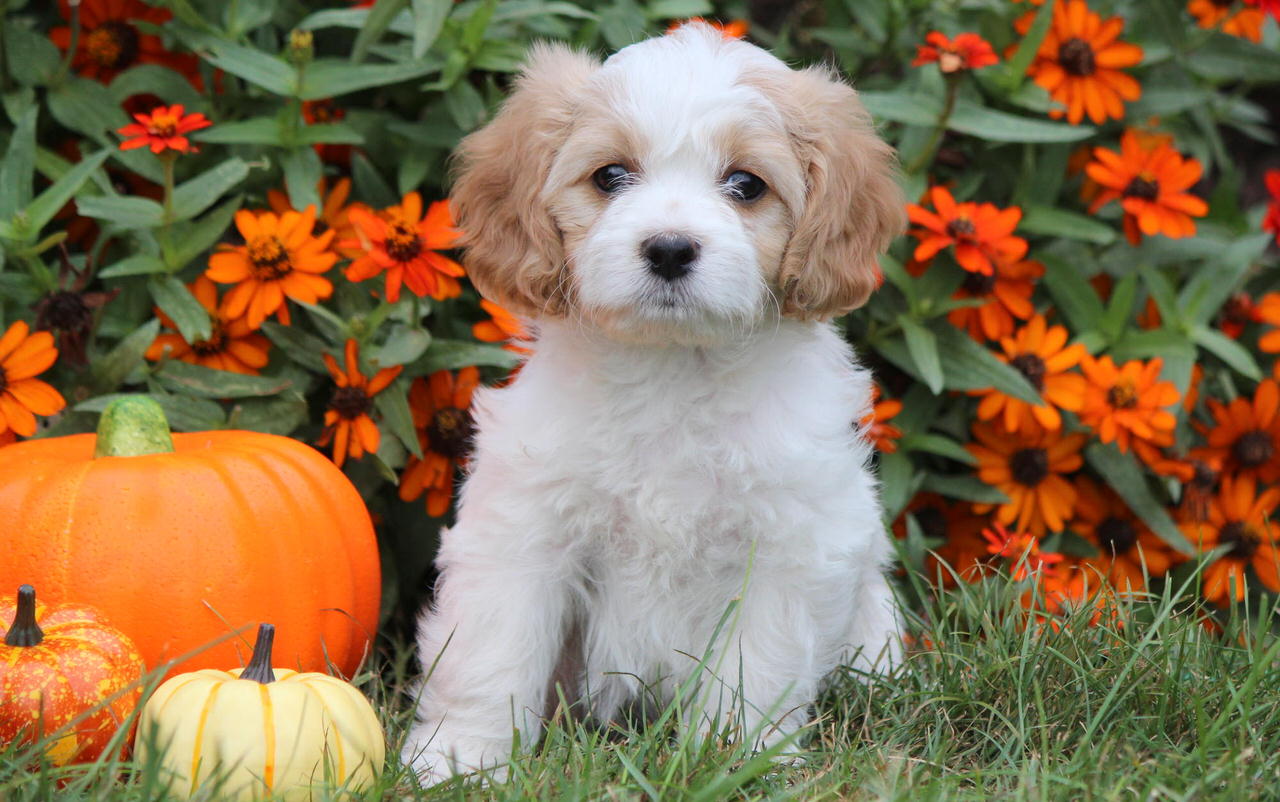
[982,523,1064,581]
[1018,0,1143,125]
[1194,379,1280,484]
[400,367,481,517]
[860,385,903,453]
[344,193,465,303]
[1188,0,1265,41]
[145,277,271,376]
[0,321,66,437]
[473,299,533,354]
[1256,292,1280,364]
[205,207,337,329]
[968,422,1086,536]
[893,493,994,587]
[1181,475,1280,604]
[667,18,749,38]
[117,104,211,155]
[906,186,1027,276]
[266,178,366,259]
[948,258,1043,342]
[1086,131,1208,245]
[1072,476,1180,593]
[913,32,999,73]
[318,339,402,468]
[1263,170,1280,246]
[1078,355,1180,454]
[972,315,1087,435]
[50,0,201,85]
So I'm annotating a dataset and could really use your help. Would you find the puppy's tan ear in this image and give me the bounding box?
[450,43,599,316]
[758,67,906,320]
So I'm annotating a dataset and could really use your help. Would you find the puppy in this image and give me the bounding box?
[403,23,906,782]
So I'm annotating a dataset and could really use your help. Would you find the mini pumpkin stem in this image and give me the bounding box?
[93,396,175,458]
[4,585,44,647]
[241,623,277,684]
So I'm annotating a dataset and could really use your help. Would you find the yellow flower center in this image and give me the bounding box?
[384,218,423,263]
[84,22,139,70]
[1107,380,1138,409]
[1058,37,1096,77]
[147,112,180,139]
[247,235,293,280]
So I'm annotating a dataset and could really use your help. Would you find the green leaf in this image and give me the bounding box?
[1086,443,1192,555]
[1020,206,1116,245]
[0,106,37,220]
[921,473,1009,505]
[228,392,309,436]
[948,100,1096,143]
[1101,272,1137,343]
[878,450,916,522]
[444,78,488,132]
[93,319,161,393]
[407,339,522,375]
[171,158,250,222]
[375,378,423,458]
[173,29,296,95]
[353,0,409,62]
[282,148,323,214]
[297,123,366,145]
[47,78,160,182]
[299,59,439,100]
[154,361,292,399]
[899,315,943,394]
[935,326,1041,404]
[110,65,204,110]
[352,152,397,208]
[374,326,432,366]
[261,321,330,372]
[1192,326,1262,381]
[99,254,168,278]
[995,0,1054,91]
[150,276,213,344]
[166,196,240,270]
[1185,33,1280,81]
[902,433,977,466]
[1040,254,1104,334]
[76,195,165,229]
[411,0,453,59]
[194,117,287,146]
[3,26,61,87]
[1109,328,1196,364]
[23,151,112,236]
[858,91,940,128]
[76,391,227,432]
[1139,265,1181,328]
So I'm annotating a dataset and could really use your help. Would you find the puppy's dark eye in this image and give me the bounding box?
[593,164,631,194]
[723,170,767,202]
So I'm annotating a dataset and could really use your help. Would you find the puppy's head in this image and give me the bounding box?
[450,23,905,344]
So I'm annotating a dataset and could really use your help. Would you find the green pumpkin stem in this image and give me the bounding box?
[4,585,44,647]
[93,396,175,458]
[241,624,277,684]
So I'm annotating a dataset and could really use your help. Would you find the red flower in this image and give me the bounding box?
[1263,169,1280,246]
[1086,131,1208,245]
[666,18,750,38]
[1246,0,1280,21]
[344,194,465,303]
[117,105,211,155]
[860,385,903,453]
[50,0,201,86]
[906,186,1027,276]
[913,32,999,73]
[982,523,1064,581]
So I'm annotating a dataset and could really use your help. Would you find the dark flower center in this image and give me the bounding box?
[961,270,997,295]
[385,219,423,263]
[247,236,293,281]
[1218,522,1259,561]
[1221,294,1253,327]
[1209,0,1234,7]
[1107,381,1138,409]
[1122,176,1160,201]
[1009,354,1047,393]
[329,386,372,420]
[1011,447,1050,487]
[914,505,948,541]
[0,369,8,394]
[190,321,229,357]
[38,291,91,332]
[1190,459,1219,492]
[427,407,475,460]
[1233,430,1274,468]
[1058,37,1097,76]
[1096,516,1138,555]
[945,217,976,239]
[85,21,140,70]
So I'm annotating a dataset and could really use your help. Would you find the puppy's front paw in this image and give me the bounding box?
[401,723,511,787]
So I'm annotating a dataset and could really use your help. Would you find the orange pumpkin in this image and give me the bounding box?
[0,396,380,677]
[0,585,145,765]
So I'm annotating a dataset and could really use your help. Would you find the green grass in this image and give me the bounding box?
[4,568,1279,801]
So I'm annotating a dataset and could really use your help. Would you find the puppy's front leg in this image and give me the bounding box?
[402,536,567,784]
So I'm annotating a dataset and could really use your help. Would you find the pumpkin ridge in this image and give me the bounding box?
[258,683,276,790]
[189,682,222,797]
[302,681,346,781]
[57,459,97,596]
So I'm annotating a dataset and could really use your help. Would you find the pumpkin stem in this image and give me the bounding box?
[93,396,175,458]
[241,624,277,684]
[4,585,44,647]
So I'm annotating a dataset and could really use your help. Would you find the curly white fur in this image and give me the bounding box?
[403,23,905,783]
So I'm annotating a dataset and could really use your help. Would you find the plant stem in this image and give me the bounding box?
[52,0,83,87]
[906,75,961,176]
[240,624,277,684]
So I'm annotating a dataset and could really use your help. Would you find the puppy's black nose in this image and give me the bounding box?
[641,233,699,281]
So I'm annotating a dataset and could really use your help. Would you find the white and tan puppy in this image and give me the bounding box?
[403,23,906,782]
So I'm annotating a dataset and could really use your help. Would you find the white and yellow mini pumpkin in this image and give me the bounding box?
[137,624,384,800]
